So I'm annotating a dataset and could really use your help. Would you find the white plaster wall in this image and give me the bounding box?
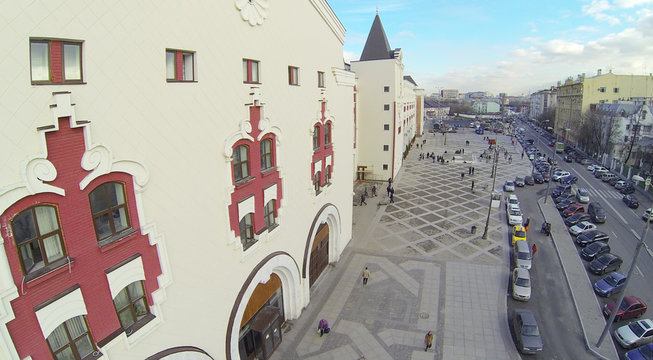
[0,1,354,359]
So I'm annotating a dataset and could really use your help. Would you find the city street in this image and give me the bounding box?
[271,124,604,360]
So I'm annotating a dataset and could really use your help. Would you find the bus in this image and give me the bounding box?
[555,142,564,154]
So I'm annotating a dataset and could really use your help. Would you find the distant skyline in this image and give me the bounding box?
[327,0,653,96]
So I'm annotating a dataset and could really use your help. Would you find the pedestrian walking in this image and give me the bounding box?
[471,180,474,191]
[360,193,367,206]
[318,318,330,337]
[472,167,475,175]
[389,188,395,203]
[468,166,472,175]
[532,244,537,256]
[509,156,512,164]
[364,187,369,198]
[461,172,465,180]
[521,152,524,159]
[371,185,377,197]
[524,218,530,231]
[424,331,434,351]
[362,267,371,285]
[387,185,391,197]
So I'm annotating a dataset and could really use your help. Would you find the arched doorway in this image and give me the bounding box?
[309,223,329,287]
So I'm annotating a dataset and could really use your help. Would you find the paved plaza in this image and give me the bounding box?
[271,128,533,360]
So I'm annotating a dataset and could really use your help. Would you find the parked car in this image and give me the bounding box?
[542,172,551,182]
[570,221,597,236]
[508,194,520,207]
[576,230,609,247]
[565,213,592,227]
[553,171,571,181]
[556,199,574,211]
[604,296,648,322]
[588,202,607,223]
[524,175,535,186]
[615,180,628,190]
[581,242,611,261]
[512,225,527,245]
[624,195,641,209]
[515,176,526,187]
[533,173,544,184]
[562,175,578,185]
[625,343,653,359]
[614,319,653,349]
[513,309,543,354]
[552,184,572,198]
[594,272,627,297]
[602,173,618,182]
[590,253,623,275]
[576,188,590,203]
[588,164,597,171]
[555,193,576,204]
[563,203,585,217]
[644,208,653,222]
[504,180,515,192]
[581,158,592,165]
[512,267,531,301]
[564,155,573,162]
[507,204,524,226]
[622,184,637,194]
[608,177,620,186]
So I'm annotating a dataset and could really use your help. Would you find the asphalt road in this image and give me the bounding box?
[521,121,653,358]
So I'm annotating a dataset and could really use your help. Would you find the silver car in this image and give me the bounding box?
[512,268,531,301]
[504,180,516,192]
[576,188,590,203]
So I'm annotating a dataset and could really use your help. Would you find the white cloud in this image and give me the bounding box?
[396,30,415,37]
[575,25,599,32]
[582,0,621,25]
[508,48,529,57]
[343,51,359,62]
[614,0,653,8]
[539,39,585,56]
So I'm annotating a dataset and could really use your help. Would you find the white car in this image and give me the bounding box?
[569,221,597,236]
[576,188,590,203]
[615,180,627,190]
[552,171,570,181]
[507,204,524,226]
[504,181,515,192]
[644,208,652,222]
[614,319,653,349]
[508,194,520,207]
[587,164,596,171]
[512,267,531,301]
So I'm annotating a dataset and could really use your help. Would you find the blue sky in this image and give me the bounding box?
[327,0,653,96]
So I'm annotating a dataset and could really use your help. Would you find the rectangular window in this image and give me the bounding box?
[113,281,152,333]
[30,38,84,84]
[264,200,276,228]
[288,66,299,85]
[384,104,390,111]
[384,86,389,92]
[313,126,320,150]
[384,124,390,130]
[166,49,195,82]
[243,59,260,83]
[383,145,389,151]
[240,213,256,249]
[317,71,325,88]
[613,88,619,93]
[383,164,388,170]
[599,87,606,93]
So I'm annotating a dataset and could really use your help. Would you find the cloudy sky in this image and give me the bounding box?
[327,0,653,96]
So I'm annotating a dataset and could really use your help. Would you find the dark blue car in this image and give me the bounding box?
[625,343,653,359]
[594,272,627,297]
[562,175,578,185]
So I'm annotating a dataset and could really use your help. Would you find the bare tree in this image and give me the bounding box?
[577,109,621,156]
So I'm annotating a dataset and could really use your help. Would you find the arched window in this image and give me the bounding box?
[89,182,130,241]
[233,145,250,182]
[260,139,273,171]
[314,171,321,194]
[324,123,331,145]
[113,280,151,333]
[46,315,98,359]
[264,200,276,228]
[239,213,255,249]
[11,205,65,275]
[313,126,320,149]
[325,165,332,185]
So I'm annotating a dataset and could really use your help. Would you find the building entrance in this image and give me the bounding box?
[309,223,329,287]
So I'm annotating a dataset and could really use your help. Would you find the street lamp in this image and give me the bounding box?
[482,138,499,239]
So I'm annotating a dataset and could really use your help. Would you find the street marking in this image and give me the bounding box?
[636,265,643,277]
[631,229,641,240]
[603,198,628,225]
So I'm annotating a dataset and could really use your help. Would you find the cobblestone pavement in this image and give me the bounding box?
[272,128,532,360]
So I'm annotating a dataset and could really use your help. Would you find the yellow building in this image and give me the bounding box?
[556,70,653,144]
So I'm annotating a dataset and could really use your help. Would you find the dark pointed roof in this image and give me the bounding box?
[359,14,392,61]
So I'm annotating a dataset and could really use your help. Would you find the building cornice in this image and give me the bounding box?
[309,0,346,44]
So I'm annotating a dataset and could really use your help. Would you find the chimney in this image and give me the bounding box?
[597,69,602,76]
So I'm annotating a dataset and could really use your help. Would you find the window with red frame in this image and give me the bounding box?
[325,165,332,185]
[318,71,325,88]
[324,123,331,145]
[89,182,130,242]
[233,145,250,182]
[260,139,274,171]
[243,59,260,83]
[166,49,195,82]
[264,200,276,228]
[314,171,322,194]
[11,205,66,275]
[239,213,255,249]
[313,126,320,149]
[288,66,299,85]
[46,315,99,359]
[30,38,83,84]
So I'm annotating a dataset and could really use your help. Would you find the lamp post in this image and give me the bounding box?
[482,138,499,239]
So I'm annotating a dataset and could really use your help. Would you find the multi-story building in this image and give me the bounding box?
[440,89,459,99]
[472,101,500,114]
[529,87,557,120]
[0,2,356,360]
[596,102,653,169]
[351,14,422,182]
[556,70,653,144]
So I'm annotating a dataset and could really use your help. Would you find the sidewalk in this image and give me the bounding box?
[271,129,526,360]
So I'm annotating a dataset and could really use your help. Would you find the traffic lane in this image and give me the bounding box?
[504,185,588,359]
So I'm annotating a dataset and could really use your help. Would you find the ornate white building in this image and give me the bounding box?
[0,1,355,360]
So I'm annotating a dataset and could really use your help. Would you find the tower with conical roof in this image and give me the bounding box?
[351,14,423,182]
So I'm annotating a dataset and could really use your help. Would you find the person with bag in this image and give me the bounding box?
[424,330,434,351]
[318,318,330,337]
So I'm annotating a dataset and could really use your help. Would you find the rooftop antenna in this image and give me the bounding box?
[376,6,379,15]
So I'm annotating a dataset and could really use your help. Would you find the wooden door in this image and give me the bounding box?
[309,223,329,287]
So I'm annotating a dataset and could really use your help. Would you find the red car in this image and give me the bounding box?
[563,203,585,217]
[603,296,648,321]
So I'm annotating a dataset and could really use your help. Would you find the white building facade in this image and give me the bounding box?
[529,88,557,119]
[0,1,355,360]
